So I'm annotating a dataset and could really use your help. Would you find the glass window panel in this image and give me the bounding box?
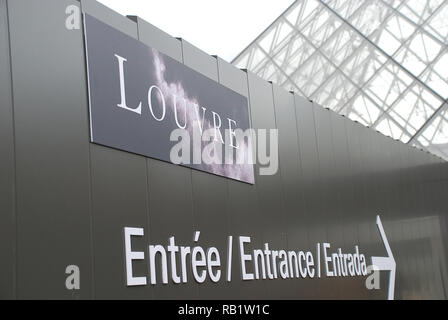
[389,85,442,134]
[347,111,369,126]
[250,48,269,71]
[376,29,402,56]
[321,27,363,66]
[423,51,448,98]
[285,1,303,25]
[312,71,357,111]
[292,52,336,95]
[424,2,448,42]
[417,104,448,159]
[397,0,444,24]
[345,94,382,125]
[408,32,442,64]
[282,41,316,75]
[301,13,343,48]
[364,64,413,108]
[299,0,321,28]
[420,104,448,143]
[376,118,410,142]
[394,47,427,76]
[323,0,363,20]
[341,44,387,83]
[382,14,416,43]
[259,27,277,52]
[234,52,250,69]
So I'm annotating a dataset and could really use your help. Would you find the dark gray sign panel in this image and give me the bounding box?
[83,14,254,184]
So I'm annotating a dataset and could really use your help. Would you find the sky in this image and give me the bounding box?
[96,0,295,62]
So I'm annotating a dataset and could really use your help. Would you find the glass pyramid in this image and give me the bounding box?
[233,0,448,160]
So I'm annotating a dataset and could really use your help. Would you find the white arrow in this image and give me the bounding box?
[371,215,396,300]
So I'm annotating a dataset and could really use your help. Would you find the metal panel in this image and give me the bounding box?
[356,125,387,299]
[419,151,448,299]
[393,142,417,298]
[386,138,408,300]
[365,129,397,300]
[181,39,218,81]
[180,40,232,299]
[81,0,136,37]
[80,0,153,299]
[330,112,367,299]
[246,73,289,299]
[294,96,326,298]
[375,133,400,299]
[8,0,92,299]
[313,105,347,298]
[404,144,431,298]
[131,16,183,62]
[272,84,310,299]
[0,0,15,300]
[136,18,198,300]
[343,119,371,299]
[216,59,265,299]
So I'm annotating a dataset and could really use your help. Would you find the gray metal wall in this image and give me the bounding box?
[1,0,448,299]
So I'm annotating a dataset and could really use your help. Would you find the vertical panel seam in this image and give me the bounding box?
[135,17,155,300]
[5,0,18,300]
[215,58,230,235]
[79,0,96,299]
[292,95,312,250]
[179,39,197,231]
[244,72,256,185]
[179,38,199,298]
[216,59,232,244]
[269,84,288,244]
[292,96,305,182]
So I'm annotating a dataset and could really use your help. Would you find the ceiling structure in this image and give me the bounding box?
[233,0,448,160]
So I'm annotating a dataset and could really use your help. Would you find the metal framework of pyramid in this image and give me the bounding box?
[233,0,448,160]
